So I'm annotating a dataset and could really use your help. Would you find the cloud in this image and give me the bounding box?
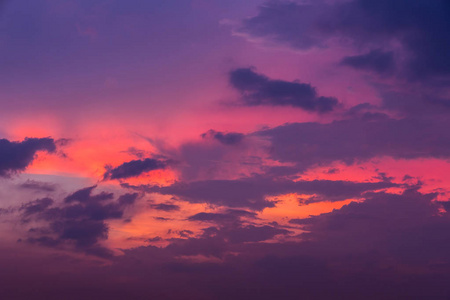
[149,176,396,209]
[187,209,257,225]
[174,130,262,181]
[65,185,114,203]
[165,224,291,258]
[201,130,244,145]
[50,219,108,248]
[150,203,180,212]
[237,1,450,118]
[5,185,450,300]
[217,225,291,244]
[290,187,450,264]
[18,179,57,192]
[20,186,139,257]
[238,1,327,50]
[379,89,450,116]
[229,68,338,112]
[112,187,450,299]
[104,158,167,180]
[20,197,53,217]
[341,49,395,74]
[239,0,450,81]
[0,137,56,177]
[256,115,450,169]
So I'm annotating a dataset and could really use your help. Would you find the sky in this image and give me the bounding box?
[1,0,450,299]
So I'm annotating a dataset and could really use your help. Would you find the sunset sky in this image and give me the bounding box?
[1,0,450,299]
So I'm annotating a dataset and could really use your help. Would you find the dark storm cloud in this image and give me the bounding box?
[20,186,138,257]
[239,0,450,80]
[229,68,338,112]
[341,49,395,74]
[104,158,167,180]
[149,177,396,209]
[0,137,56,177]
[256,115,450,169]
[201,130,244,145]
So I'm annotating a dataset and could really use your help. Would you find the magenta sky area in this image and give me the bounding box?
[1,0,450,299]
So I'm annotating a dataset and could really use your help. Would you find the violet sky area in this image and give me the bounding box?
[1,0,450,299]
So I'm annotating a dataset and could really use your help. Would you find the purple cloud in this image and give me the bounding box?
[104,158,167,180]
[0,137,56,177]
[230,68,338,112]
[20,186,138,257]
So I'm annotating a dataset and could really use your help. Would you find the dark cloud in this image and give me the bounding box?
[173,130,260,181]
[325,168,339,174]
[291,187,450,265]
[229,68,338,112]
[64,185,114,203]
[0,207,12,215]
[164,223,291,259]
[0,137,56,177]
[147,236,163,242]
[239,0,450,80]
[149,176,396,209]
[18,179,57,192]
[187,209,257,225]
[238,1,327,50]
[256,115,450,169]
[178,230,193,238]
[118,193,139,206]
[218,225,290,244]
[150,203,180,212]
[188,212,236,222]
[4,187,450,300]
[1,1,450,298]
[154,216,172,221]
[379,89,450,116]
[115,187,450,299]
[201,130,244,145]
[51,219,108,248]
[439,201,450,213]
[20,186,138,257]
[104,158,167,180]
[341,49,395,74]
[20,197,53,217]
